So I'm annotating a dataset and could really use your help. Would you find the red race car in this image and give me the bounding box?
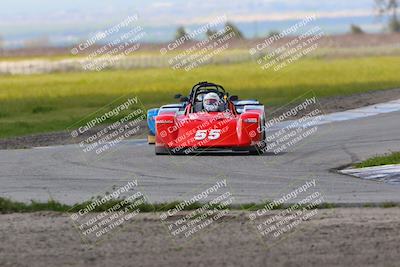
[155,82,265,155]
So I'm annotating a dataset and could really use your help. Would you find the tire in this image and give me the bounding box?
[260,117,266,140]
[248,146,261,155]
[155,146,171,155]
[147,134,156,145]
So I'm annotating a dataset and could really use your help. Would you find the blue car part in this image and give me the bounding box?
[147,108,159,136]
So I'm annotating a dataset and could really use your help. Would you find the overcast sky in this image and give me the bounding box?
[0,0,377,25]
[0,0,384,46]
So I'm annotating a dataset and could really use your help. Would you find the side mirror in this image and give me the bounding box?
[229,95,239,101]
[180,96,189,102]
[174,94,182,99]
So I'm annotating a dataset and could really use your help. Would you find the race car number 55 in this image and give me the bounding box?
[194,129,221,140]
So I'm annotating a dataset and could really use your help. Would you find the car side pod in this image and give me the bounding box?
[239,112,264,155]
[155,113,178,155]
[147,108,159,144]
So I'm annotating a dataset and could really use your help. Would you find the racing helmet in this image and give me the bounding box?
[203,92,221,112]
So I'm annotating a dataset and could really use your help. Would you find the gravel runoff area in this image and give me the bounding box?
[1,87,400,150]
[1,208,399,267]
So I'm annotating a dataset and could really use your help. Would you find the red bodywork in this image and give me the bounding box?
[155,103,263,154]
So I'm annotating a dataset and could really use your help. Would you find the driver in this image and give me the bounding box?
[203,92,221,112]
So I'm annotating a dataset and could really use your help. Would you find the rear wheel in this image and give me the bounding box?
[147,134,156,145]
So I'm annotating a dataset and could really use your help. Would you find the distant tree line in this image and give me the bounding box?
[174,21,244,41]
[175,1,400,40]
[375,0,400,32]
[348,0,400,34]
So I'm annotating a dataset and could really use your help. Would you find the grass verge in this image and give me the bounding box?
[354,151,400,168]
[0,197,398,214]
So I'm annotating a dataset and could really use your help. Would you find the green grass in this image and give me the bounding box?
[0,197,194,214]
[1,197,399,214]
[1,55,400,138]
[354,152,400,168]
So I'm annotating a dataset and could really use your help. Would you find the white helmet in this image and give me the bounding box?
[203,92,221,112]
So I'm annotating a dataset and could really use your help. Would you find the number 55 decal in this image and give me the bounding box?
[194,129,221,140]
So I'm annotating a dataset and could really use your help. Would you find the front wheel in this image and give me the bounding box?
[155,146,170,155]
[248,146,261,155]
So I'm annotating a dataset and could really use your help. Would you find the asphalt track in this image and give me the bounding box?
[1,103,400,205]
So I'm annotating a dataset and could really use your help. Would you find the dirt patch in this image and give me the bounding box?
[0,120,148,150]
[0,208,399,267]
[315,88,400,114]
[265,87,400,119]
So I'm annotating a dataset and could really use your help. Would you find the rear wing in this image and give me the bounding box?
[234,100,263,114]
